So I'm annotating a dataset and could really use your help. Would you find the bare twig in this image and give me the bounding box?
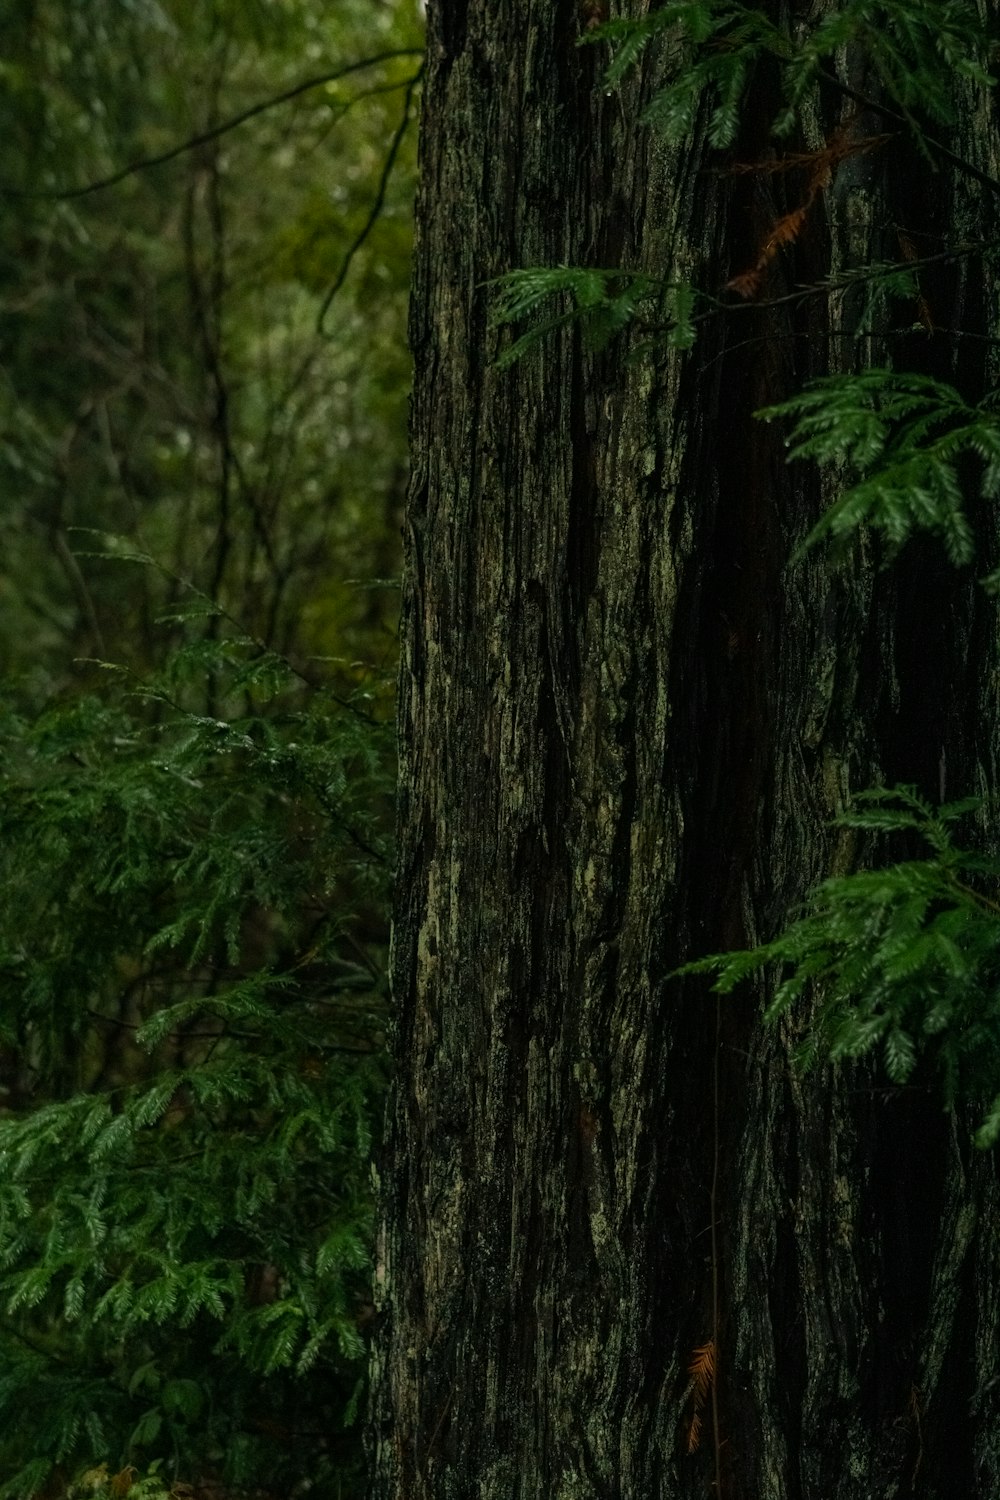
[316,63,424,335]
[0,50,424,201]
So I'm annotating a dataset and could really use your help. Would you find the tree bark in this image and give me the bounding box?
[371,4,1000,1497]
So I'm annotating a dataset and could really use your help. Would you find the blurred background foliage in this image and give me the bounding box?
[0,0,421,1494]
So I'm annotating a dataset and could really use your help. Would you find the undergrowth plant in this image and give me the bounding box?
[0,571,393,1498]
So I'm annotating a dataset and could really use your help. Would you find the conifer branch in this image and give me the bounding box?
[675,788,1000,1148]
[724,117,895,299]
[815,68,1000,202]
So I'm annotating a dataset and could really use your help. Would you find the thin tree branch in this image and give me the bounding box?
[709,994,722,1500]
[299,76,418,160]
[316,63,424,335]
[816,67,1000,201]
[693,324,1000,378]
[705,237,1000,318]
[0,50,424,201]
[52,524,107,657]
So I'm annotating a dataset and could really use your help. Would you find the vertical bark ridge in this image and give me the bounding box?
[373,4,1000,1498]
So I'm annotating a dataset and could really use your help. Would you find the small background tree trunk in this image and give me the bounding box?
[370,4,1000,1497]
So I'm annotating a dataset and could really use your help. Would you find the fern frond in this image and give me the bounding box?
[685,1339,716,1454]
[579,9,678,87]
[675,786,1000,1144]
[725,118,892,298]
[688,1340,716,1403]
[582,0,990,146]
[489,267,675,365]
[758,370,1000,569]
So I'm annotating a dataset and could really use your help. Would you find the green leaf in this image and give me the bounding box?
[884,1027,917,1082]
[129,1409,163,1448]
[161,1379,204,1421]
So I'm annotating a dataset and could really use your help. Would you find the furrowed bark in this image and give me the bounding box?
[370,5,1000,1497]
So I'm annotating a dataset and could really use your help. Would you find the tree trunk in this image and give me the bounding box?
[370,3,1000,1497]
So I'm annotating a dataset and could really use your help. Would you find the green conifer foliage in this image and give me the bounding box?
[758,372,1000,575]
[0,0,420,1492]
[0,612,394,1497]
[676,788,1000,1146]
